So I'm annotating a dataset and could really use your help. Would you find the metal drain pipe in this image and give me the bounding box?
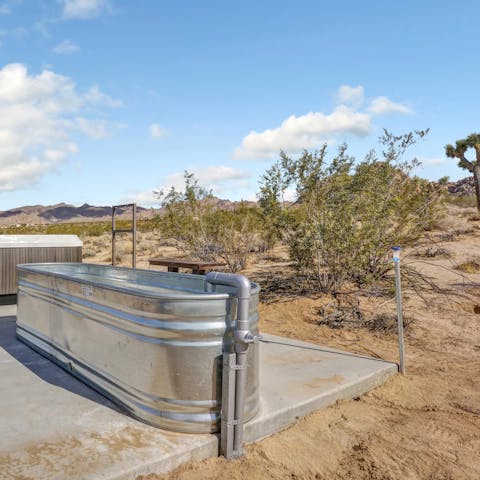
[205,272,261,458]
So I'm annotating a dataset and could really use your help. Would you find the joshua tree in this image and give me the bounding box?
[445,133,480,212]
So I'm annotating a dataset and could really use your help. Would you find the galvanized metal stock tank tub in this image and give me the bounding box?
[16,263,260,433]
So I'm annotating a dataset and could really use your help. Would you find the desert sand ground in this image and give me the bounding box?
[84,205,480,480]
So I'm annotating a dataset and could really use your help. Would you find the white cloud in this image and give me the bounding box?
[234,85,415,160]
[283,187,297,203]
[170,166,251,192]
[0,27,28,42]
[53,39,80,55]
[75,118,112,139]
[0,63,121,191]
[336,85,364,107]
[368,96,414,115]
[126,166,252,206]
[126,190,159,206]
[419,157,447,166]
[0,4,11,15]
[234,105,371,159]
[84,85,123,108]
[62,0,112,20]
[149,123,168,139]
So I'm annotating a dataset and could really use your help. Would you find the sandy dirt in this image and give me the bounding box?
[89,206,480,480]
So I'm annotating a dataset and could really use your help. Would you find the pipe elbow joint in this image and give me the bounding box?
[205,272,251,299]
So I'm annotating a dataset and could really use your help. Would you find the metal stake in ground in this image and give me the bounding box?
[392,246,405,375]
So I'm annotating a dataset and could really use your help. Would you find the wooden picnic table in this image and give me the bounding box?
[148,257,226,275]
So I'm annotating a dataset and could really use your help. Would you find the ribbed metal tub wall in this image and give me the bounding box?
[15,263,260,433]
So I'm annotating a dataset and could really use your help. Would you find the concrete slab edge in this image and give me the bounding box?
[104,437,219,480]
[244,363,398,443]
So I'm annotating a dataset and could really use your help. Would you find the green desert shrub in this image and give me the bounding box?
[155,172,264,272]
[444,194,477,209]
[1,221,111,236]
[258,130,443,293]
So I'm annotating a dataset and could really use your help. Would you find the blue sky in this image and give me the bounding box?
[0,0,478,209]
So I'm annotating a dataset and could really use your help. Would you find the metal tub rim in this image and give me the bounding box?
[17,262,260,301]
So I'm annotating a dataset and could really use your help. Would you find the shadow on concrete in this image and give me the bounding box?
[0,313,124,416]
[260,337,395,364]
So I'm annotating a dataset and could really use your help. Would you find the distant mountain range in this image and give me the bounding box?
[0,177,473,227]
[0,198,256,226]
[0,203,157,226]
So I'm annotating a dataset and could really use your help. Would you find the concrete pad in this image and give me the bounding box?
[0,306,397,479]
[0,312,217,480]
[246,335,397,442]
